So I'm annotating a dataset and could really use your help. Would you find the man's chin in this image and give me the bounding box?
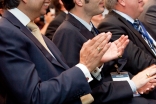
[40,11,46,15]
[99,9,104,14]
[140,9,144,14]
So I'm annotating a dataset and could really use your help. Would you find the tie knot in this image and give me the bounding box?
[27,22,39,31]
[133,19,140,28]
[91,27,97,36]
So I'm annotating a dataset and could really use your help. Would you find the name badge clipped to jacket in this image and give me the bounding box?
[110,64,130,81]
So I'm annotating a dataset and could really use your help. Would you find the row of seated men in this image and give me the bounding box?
[1,0,156,104]
[46,0,156,103]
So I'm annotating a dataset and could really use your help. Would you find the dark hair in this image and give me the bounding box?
[3,0,20,9]
[61,0,75,11]
[0,0,3,9]
[51,0,62,16]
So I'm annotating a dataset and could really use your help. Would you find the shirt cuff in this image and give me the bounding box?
[76,63,93,82]
[91,64,104,81]
[127,80,140,97]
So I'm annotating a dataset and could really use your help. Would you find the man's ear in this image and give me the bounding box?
[22,0,27,3]
[74,0,83,7]
[118,0,126,7]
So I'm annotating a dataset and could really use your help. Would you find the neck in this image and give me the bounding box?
[17,5,39,21]
[61,6,67,12]
[70,8,92,24]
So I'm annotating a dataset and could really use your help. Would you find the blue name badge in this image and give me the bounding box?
[110,72,130,81]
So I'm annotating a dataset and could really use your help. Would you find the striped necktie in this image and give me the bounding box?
[133,19,152,43]
[133,19,156,54]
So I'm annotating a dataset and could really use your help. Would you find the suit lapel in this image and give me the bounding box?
[3,11,66,69]
[66,14,95,39]
[44,36,69,69]
[112,11,155,56]
[50,51,69,69]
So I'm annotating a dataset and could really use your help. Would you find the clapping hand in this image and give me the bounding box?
[132,65,156,90]
[80,32,111,72]
[79,32,112,104]
[101,32,129,63]
[137,77,156,94]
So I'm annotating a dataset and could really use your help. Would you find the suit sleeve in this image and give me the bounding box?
[0,26,91,104]
[91,81,133,103]
[98,21,156,75]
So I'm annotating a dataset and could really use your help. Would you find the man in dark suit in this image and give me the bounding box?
[0,0,124,103]
[139,0,156,38]
[98,0,156,58]
[98,0,156,75]
[45,0,67,40]
[53,0,156,103]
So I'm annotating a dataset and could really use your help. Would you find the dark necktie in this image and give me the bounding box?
[91,27,97,36]
[133,19,156,53]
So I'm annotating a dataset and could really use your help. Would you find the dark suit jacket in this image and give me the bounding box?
[139,0,156,39]
[98,11,156,75]
[52,13,156,104]
[45,11,66,40]
[0,10,92,104]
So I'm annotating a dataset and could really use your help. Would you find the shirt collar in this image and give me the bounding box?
[64,11,68,14]
[113,9,134,24]
[69,12,93,31]
[8,8,31,26]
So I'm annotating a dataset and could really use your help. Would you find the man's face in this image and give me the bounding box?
[143,0,148,4]
[125,0,144,19]
[83,0,105,17]
[27,0,51,17]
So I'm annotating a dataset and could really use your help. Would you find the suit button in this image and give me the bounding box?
[86,77,89,81]
[94,70,97,73]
